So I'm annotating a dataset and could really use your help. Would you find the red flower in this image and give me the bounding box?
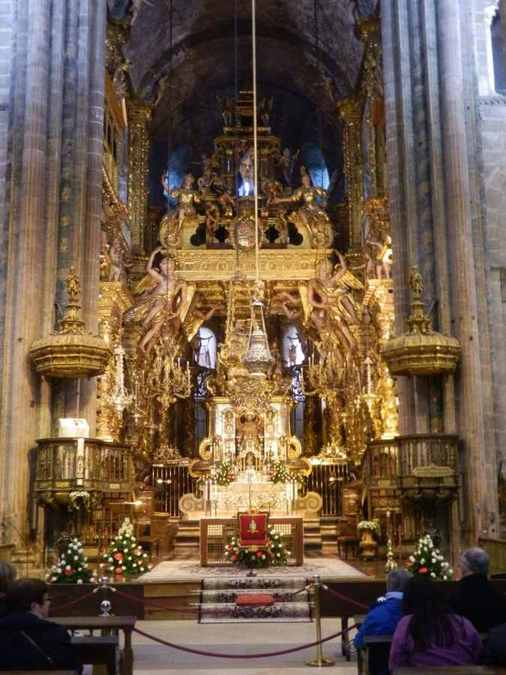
[114,552,124,561]
[64,568,73,576]
[115,567,124,575]
[231,555,238,562]
[256,551,263,558]
[418,566,429,574]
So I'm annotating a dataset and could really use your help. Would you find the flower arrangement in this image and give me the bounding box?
[224,525,289,569]
[407,534,453,580]
[269,460,305,486]
[270,460,290,484]
[357,519,381,535]
[101,517,151,579]
[47,537,96,584]
[214,460,237,487]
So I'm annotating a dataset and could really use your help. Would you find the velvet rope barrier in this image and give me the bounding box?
[132,623,358,659]
[49,590,97,614]
[320,585,370,611]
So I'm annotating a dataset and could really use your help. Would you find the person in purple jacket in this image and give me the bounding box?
[389,575,482,672]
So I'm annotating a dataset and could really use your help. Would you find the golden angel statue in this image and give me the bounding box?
[307,252,363,349]
[125,247,187,353]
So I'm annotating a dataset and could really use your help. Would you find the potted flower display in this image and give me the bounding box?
[357,519,380,560]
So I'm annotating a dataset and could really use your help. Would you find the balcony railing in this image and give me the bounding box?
[364,434,459,489]
[34,437,134,502]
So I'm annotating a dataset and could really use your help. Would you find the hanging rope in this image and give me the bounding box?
[251,0,260,283]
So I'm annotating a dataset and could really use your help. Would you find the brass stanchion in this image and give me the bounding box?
[306,575,335,667]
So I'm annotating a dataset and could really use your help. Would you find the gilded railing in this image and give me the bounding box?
[34,438,134,502]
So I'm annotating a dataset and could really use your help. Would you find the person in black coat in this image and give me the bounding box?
[0,561,16,617]
[452,547,506,632]
[0,578,81,672]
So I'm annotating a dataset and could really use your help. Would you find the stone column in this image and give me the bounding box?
[381,0,498,541]
[0,0,51,545]
[127,100,151,254]
[436,0,498,540]
[0,0,109,551]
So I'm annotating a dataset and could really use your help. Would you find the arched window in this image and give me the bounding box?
[162,144,193,206]
[281,325,305,367]
[193,327,217,370]
[491,8,506,93]
[300,143,329,189]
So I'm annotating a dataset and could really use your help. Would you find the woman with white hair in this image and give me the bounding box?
[452,547,506,632]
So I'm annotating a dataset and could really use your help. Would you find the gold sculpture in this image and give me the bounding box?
[382,266,461,376]
[30,267,110,378]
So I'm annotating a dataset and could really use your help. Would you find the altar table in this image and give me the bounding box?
[200,516,304,566]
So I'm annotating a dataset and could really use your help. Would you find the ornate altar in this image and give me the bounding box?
[200,516,304,566]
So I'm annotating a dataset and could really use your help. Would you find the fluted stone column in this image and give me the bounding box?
[0,0,108,550]
[381,0,498,541]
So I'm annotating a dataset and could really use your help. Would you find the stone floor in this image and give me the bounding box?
[132,617,357,674]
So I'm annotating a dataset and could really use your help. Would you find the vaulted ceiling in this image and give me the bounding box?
[109,0,377,171]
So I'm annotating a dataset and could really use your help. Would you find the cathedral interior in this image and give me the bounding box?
[1,0,506,580]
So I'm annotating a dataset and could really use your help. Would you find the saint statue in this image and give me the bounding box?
[159,173,200,249]
[237,413,263,457]
[274,172,333,247]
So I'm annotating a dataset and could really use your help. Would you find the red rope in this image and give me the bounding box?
[133,623,358,659]
[321,585,370,611]
[50,590,97,614]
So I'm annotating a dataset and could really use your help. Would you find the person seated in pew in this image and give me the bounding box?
[389,576,482,672]
[0,578,82,672]
[0,561,16,616]
[355,569,412,649]
[483,622,506,666]
[354,569,412,675]
[452,547,506,632]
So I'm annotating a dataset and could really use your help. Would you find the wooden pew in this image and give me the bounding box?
[71,634,118,675]
[7,672,76,675]
[395,668,506,674]
[359,634,493,675]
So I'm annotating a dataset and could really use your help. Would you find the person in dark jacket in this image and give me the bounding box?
[452,547,506,632]
[0,578,81,672]
[354,568,412,675]
[0,561,16,617]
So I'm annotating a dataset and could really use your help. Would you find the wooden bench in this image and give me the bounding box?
[358,634,493,675]
[71,634,118,675]
[395,668,506,674]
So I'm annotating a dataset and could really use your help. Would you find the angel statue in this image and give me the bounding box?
[308,252,363,350]
[273,172,333,247]
[159,173,200,250]
[125,247,187,353]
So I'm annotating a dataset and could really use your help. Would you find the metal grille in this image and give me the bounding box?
[152,464,196,516]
